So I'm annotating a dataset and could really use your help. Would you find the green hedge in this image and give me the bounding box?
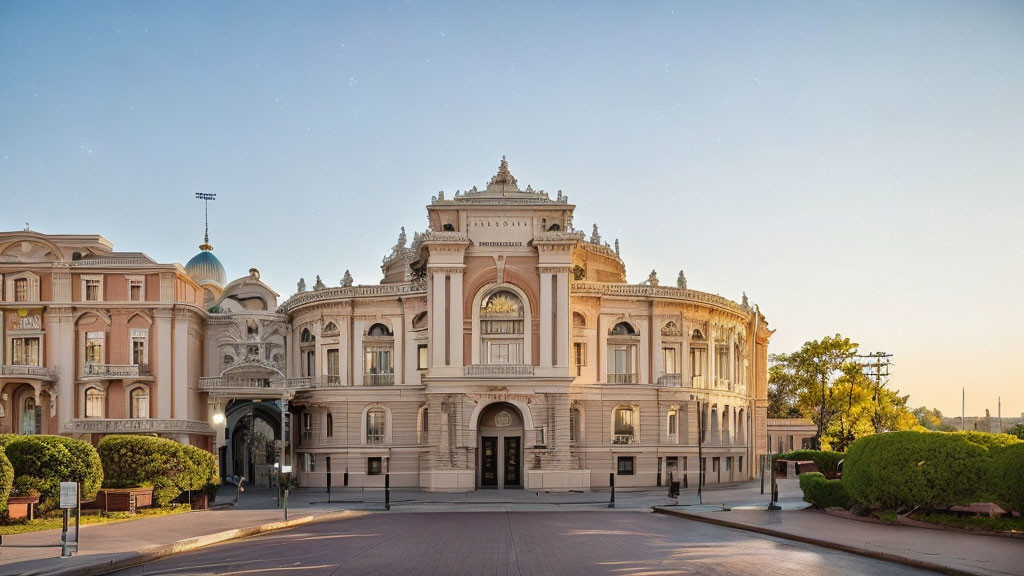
[3,435,103,512]
[98,436,219,507]
[843,431,1020,512]
[799,471,852,509]
[775,450,845,477]
[0,450,13,514]
[992,443,1024,513]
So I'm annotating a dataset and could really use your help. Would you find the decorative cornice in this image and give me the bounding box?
[571,281,752,318]
[277,282,426,314]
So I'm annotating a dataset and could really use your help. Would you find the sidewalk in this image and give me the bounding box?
[654,506,1023,576]
[0,497,364,576]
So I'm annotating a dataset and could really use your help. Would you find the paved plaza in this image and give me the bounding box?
[109,511,939,576]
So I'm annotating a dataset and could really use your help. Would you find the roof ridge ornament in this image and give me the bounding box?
[488,155,519,189]
[195,192,217,251]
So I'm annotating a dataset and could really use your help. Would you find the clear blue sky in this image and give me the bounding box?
[3,1,1022,419]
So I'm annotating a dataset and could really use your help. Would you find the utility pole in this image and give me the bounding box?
[855,352,892,433]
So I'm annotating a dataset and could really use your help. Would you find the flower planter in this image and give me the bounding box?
[85,488,154,512]
[7,495,40,520]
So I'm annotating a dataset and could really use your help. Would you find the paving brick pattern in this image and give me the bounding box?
[111,512,939,576]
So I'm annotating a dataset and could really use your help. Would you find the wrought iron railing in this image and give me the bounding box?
[657,373,683,387]
[611,434,637,445]
[608,372,638,384]
[82,363,151,378]
[362,373,395,386]
[0,364,53,378]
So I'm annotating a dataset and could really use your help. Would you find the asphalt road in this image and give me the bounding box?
[111,511,939,576]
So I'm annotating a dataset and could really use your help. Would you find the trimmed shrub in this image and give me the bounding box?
[99,435,219,507]
[799,471,851,509]
[992,442,1024,513]
[775,450,845,477]
[3,435,103,512]
[0,434,19,450]
[843,431,1019,512]
[98,435,191,506]
[0,450,13,514]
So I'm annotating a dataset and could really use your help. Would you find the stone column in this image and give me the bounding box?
[682,315,691,386]
[154,310,172,419]
[448,270,464,368]
[728,328,736,390]
[539,271,553,367]
[555,270,569,369]
[392,314,404,385]
[430,270,446,367]
[172,309,189,420]
[708,324,716,389]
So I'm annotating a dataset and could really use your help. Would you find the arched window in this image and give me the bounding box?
[130,387,149,419]
[569,407,581,443]
[21,396,37,435]
[300,328,315,343]
[608,322,639,384]
[610,322,636,336]
[85,388,105,418]
[480,290,525,364]
[548,223,561,232]
[366,408,386,444]
[612,406,637,444]
[300,328,316,378]
[363,323,395,385]
[667,408,678,440]
[572,312,586,328]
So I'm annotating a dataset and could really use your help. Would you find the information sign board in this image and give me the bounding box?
[59,482,78,509]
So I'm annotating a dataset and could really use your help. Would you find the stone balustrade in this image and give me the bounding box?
[570,281,751,317]
[464,364,535,377]
[62,418,215,435]
[198,376,314,392]
[610,434,638,446]
[608,372,638,384]
[81,363,151,379]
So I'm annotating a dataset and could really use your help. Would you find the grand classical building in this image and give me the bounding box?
[1,159,771,492]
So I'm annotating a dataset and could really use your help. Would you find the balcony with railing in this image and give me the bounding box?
[81,363,151,380]
[714,377,733,391]
[325,375,344,386]
[198,376,315,397]
[362,373,395,386]
[607,373,638,384]
[464,364,535,377]
[62,418,215,435]
[656,373,684,387]
[0,364,55,381]
[610,434,638,445]
[692,375,705,388]
[366,433,385,445]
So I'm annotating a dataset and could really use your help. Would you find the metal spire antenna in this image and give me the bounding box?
[195,192,216,250]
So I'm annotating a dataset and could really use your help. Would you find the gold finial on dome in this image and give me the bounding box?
[488,155,518,188]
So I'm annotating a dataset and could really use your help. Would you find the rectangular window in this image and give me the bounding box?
[364,347,393,385]
[326,413,334,437]
[617,456,635,475]
[367,457,382,475]
[85,331,104,364]
[127,277,145,301]
[85,278,102,301]
[663,347,678,374]
[14,278,29,302]
[85,389,104,418]
[569,409,579,443]
[725,457,732,472]
[12,337,40,366]
[366,410,386,444]
[417,344,428,370]
[573,342,586,376]
[131,329,148,368]
[304,453,315,473]
[131,389,150,419]
[326,349,340,384]
[668,410,678,436]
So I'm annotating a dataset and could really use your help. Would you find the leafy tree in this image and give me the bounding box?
[1008,422,1024,440]
[913,406,957,431]
[769,334,919,450]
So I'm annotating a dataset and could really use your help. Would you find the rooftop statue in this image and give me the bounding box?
[648,269,659,286]
[341,270,353,287]
[742,292,749,308]
[591,224,601,245]
[489,155,518,188]
[297,278,306,293]
[314,275,326,291]
[614,239,620,256]
[677,270,687,290]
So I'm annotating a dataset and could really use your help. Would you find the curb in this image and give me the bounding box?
[652,507,984,576]
[26,509,366,576]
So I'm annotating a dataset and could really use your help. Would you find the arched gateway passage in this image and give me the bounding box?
[477,402,523,489]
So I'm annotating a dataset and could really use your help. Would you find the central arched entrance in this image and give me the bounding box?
[477,402,523,489]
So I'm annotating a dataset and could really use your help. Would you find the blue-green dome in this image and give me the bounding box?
[185,248,227,288]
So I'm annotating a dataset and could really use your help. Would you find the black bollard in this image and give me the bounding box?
[384,473,391,511]
[608,472,615,508]
[326,457,332,496]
